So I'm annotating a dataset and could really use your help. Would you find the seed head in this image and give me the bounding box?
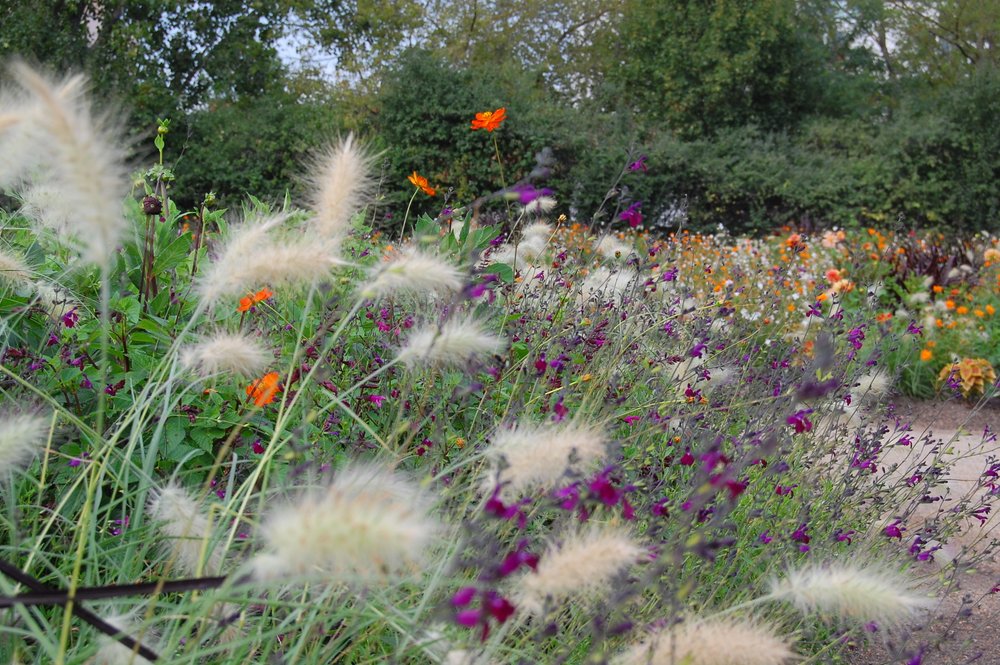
[147,483,222,576]
[0,412,50,475]
[307,134,375,242]
[516,524,646,614]
[613,617,795,665]
[253,463,440,583]
[485,421,608,500]
[769,563,930,626]
[180,332,270,378]
[397,317,506,369]
[360,247,464,299]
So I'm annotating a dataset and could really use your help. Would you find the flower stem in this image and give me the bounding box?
[399,187,419,243]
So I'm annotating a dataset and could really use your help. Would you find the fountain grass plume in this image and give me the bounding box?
[484,420,608,500]
[769,562,930,626]
[613,617,796,665]
[308,134,375,241]
[252,462,440,583]
[92,613,156,665]
[516,524,646,614]
[180,332,271,378]
[360,246,465,299]
[197,211,341,306]
[147,482,223,576]
[5,63,127,267]
[397,316,507,369]
[0,247,32,286]
[0,411,50,475]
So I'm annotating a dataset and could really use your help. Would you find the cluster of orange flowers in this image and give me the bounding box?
[237,287,273,313]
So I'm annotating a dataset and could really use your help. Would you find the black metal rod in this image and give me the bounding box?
[0,559,161,661]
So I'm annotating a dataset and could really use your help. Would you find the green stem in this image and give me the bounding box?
[399,188,419,243]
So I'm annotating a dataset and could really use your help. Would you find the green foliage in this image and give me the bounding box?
[370,49,567,229]
[170,90,349,210]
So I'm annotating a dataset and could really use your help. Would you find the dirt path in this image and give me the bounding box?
[847,396,1000,665]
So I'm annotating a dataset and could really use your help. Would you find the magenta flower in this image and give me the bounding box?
[368,394,386,408]
[884,520,904,538]
[619,201,643,228]
[786,409,814,434]
[61,307,79,328]
[627,155,648,172]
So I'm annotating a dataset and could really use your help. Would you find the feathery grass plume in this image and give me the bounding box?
[769,563,930,626]
[0,412,49,475]
[252,462,440,583]
[524,196,557,215]
[147,483,222,576]
[92,613,157,665]
[516,524,646,614]
[579,267,638,305]
[595,235,635,261]
[197,211,340,305]
[360,246,465,299]
[307,134,375,241]
[613,617,795,665]
[180,332,271,378]
[6,63,127,266]
[396,316,506,369]
[0,247,31,286]
[485,421,608,500]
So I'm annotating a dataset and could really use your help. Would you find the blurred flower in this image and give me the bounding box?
[627,155,648,172]
[246,371,281,407]
[237,287,273,313]
[620,201,643,228]
[470,107,506,132]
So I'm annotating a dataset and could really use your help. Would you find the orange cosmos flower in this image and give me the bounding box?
[407,171,436,196]
[246,371,281,407]
[920,349,933,362]
[470,107,506,132]
[237,287,274,313]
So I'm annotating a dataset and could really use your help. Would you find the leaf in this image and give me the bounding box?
[488,262,515,284]
[511,341,529,361]
[153,233,191,274]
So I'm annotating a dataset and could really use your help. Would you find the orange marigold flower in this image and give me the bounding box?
[470,107,507,132]
[246,371,281,407]
[945,299,956,310]
[876,312,893,323]
[920,349,933,362]
[987,305,996,315]
[407,171,436,196]
[932,285,943,293]
[956,305,969,315]
[825,268,843,283]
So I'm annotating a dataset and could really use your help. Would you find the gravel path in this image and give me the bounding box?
[846,396,1000,665]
